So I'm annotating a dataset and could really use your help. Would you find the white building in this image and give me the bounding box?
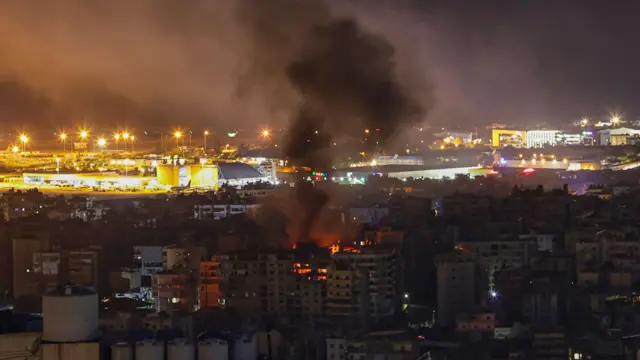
[193,203,262,220]
[374,155,425,166]
[555,133,583,146]
[526,130,560,148]
[598,127,640,146]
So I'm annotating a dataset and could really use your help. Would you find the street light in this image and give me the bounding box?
[130,136,135,153]
[122,132,130,152]
[114,133,121,151]
[581,118,588,126]
[78,130,89,153]
[611,115,621,126]
[19,134,28,152]
[262,129,270,138]
[174,130,182,149]
[204,130,209,152]
[11,145,19,153]
[97,138,106,151]
[59,133,68,152]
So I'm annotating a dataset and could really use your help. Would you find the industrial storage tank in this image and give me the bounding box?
[111,342,133,360]
[168,338,195,360]
[42,286,99,342]
[135,340,164,360]
[234,335,257,360]
[198,339,228,360]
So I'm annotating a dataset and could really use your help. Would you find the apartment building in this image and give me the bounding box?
[326,261,368,328]
[456,238,537,290]
[436,252,485,326]
[217,246,330,321]
[327,330,419,360]
[200,256,225,308]
[329,249,398,325]
[151,271,189,313]
[12,234,50,299]
[163,243,206,271]
[32,250,99,291]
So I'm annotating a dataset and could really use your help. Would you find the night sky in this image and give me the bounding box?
[0,0,638,130]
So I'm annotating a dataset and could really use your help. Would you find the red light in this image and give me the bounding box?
[522,168,535,174]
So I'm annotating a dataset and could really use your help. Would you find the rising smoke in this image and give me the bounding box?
[284,17,424,169]
[240,0,427,243]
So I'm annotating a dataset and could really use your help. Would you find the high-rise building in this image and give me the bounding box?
[32,250,99,292]
[200,256,225,308]
[12,234,50,299]
[435,252,484,326]
[219,247,329,320]
[152,271,189,313]
[326,260,368,328]
[329,249,398,326]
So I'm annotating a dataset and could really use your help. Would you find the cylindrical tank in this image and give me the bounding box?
[234,335,257,360]
[168,338,194,360]
[111,342,133,360]
[42,286,98,342]
[135,340,164,360]
[198,339,228,360]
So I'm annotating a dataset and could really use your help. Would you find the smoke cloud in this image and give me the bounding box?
[284,18,425,169]
[239,0,427,243]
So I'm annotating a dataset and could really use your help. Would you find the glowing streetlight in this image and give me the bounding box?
[611,115,621,126]
[122,132,130,152]
[114,133,120,151]
[130,136,135,153]
[261,129,270,138]
[97,138,106,151]
[581,118,588,126]
[174,130,182,149]
[19,134,28,152]
[204,130,209,152]
[79,130,88,139]
[59,132,68,152]
[11,145,19,153]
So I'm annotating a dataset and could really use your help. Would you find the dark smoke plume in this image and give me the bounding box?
[284,18,423,170]
[239,0,427,244]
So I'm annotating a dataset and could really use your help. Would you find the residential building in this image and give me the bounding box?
[200,256,224,308]
[330,249,398,326]
[327,330,419,360]
[532,328,567,360]
[151,271,189,313]
[12,234,50,299]
[436,252,484,326]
